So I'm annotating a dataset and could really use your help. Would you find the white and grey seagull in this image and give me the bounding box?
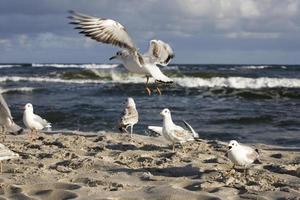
[160,108,199,151]
[0,93,23,138]
[226,140,259,175]
[68,10,175,95]
[23,103,51,141]
[118,97,139,137]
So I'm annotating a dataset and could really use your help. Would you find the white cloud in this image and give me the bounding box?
[0,38,12,49]
[240,0,260,18]
[225,31,280,39]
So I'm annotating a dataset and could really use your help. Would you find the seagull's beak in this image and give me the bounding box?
[160,111,164,116]
[228,146,232,150]
[109,56,117,60]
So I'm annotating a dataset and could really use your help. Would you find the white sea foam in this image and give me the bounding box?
[0,76,145,85]
[240,65,271,69]
[0,64,22,68]
[175,77,300,89]
[1,76,300,89]
[0,87,36,93]
[31,63,118,69]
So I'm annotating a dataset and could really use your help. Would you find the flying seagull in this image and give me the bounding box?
[68,10,174,95]
[0,93,23,137]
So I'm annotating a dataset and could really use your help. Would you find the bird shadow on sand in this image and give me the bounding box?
[105,143,171,152]
[108,164,215,179]
[263,164,300,178]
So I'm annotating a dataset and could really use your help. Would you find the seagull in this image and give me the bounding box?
[160,108,199,151]
[118,97,138,137]
[68,10,175,95]
[23,103,51,141]
[0,93,23,138]
[0,143,19,173]
[226,140,259,173]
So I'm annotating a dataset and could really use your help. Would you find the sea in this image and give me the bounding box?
[0,63,300,147]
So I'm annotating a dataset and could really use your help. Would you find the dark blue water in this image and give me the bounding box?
[1,63,300,146]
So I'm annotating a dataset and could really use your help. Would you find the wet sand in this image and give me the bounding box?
[0,131,299,199]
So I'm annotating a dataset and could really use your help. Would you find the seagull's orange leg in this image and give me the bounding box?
[145,76,151,96]
[156,87,162,95]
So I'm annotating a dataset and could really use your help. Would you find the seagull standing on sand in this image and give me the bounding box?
[0,93,23,137]
[160,108,199,151]
[226,140,259,171]
[68,10,174,95]
[23,103,51,140]
[0,143,19,173]
[118,97,138,138]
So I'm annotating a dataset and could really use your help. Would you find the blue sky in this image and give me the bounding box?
[0,0,300,64]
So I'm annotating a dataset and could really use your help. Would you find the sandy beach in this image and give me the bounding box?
[0,131,299,200]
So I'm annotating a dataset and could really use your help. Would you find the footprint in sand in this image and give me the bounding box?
[23,183,81,200]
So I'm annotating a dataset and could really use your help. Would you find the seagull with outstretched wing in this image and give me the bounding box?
[68,11,175,95]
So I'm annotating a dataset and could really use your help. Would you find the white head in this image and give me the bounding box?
[160,108,171,118]
[109,50,129,61]
[228,140,239,150]
[24,103,33,112]
[126,97,136,108]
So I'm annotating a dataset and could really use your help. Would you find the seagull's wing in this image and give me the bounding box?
[68,10,137,51]
[33,114,51,128]
[119,106,138,126]
[171,124,194,141]
[144,40,175,66]
[173,128,194,141]
[182,120,199,138]
[143,64,173,83]
[243,146,259,161]
[0,93,12,120]
[147,126,162,135]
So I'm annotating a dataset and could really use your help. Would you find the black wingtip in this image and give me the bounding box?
[156,80,173,84]
[68,10,76,14]
[255,149,259,154]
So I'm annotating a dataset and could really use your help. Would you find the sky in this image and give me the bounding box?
[0,0,300,64]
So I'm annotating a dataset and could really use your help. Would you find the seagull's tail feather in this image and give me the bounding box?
[44,123,52,131]
[144,64,173,84]
[182,120,199,139]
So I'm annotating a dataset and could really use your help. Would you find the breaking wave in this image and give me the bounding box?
[31,63,118,69]
[1,75,300,89]
[0,64,22,68]
[175,77,300,89]
[0,76,145,85]
[0,87,36,94]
